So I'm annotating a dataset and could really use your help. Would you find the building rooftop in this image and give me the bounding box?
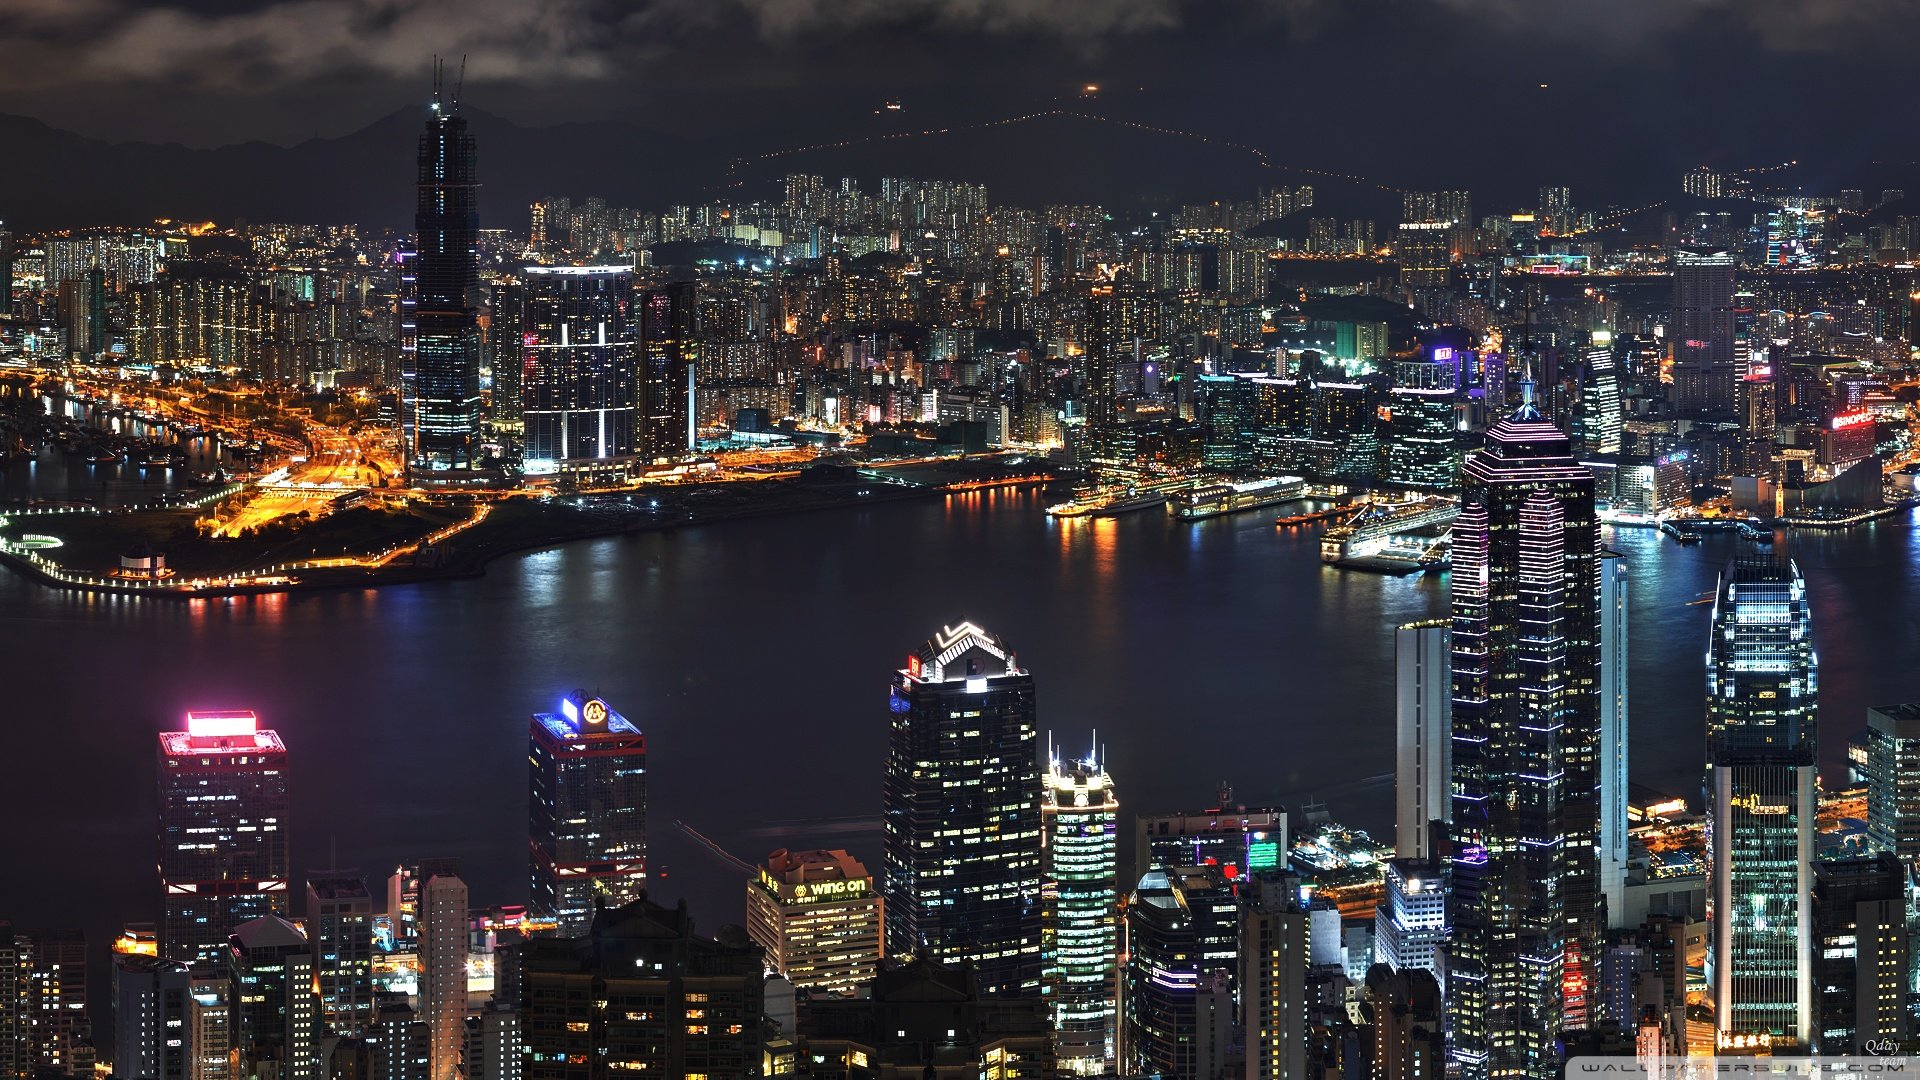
[159,710,286,758]
[902,620,1023,684]
[532,691,641,743]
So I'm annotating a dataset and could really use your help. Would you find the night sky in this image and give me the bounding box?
[3,0,1918,208]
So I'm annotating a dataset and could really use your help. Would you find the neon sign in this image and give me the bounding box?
[1831,411,1874,431]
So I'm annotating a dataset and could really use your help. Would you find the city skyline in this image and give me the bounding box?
[9,5,1920,1076]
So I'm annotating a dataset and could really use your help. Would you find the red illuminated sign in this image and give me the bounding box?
[1831,411,1874,431]
[907,654,922,680]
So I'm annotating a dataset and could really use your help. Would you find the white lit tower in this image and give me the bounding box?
[1042,743,1119,1074]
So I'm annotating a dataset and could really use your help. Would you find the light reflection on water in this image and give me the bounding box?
[0,493,1913,969]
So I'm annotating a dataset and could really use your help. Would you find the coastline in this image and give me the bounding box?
[0,475,1059,601]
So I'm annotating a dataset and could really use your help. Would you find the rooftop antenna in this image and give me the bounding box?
[430,55,443,113]
[453,54,467,113]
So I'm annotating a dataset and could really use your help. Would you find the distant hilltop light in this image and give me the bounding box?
[1082,83,1101,94]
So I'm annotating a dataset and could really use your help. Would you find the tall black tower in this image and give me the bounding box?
[408,59,483,474]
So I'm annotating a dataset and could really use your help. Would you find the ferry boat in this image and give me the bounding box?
[1168,476,1307,521]
[1046,480,1190,518]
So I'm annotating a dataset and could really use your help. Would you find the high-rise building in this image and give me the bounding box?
[882,621,1043,997]
[1445,407,1602,1080]
[1708,557,1817,1053]
[1,925,28,1080]
[185,976,229,1080]
[744,849,881,997]
[1080,276,1139,460]
[158,710,290,969]
[1811,854,1909,1055]
[1600,555,1631,929]
[110,955,190,1080]
[637,283,696,460]
[519,267,637,476]
[1040,753,1119,1074]
[407,76,484,474]
[1373,859,1446,974]
[528,692,647,935]
[0,221,13,318]
[789,953,1056,1078]
[1394,620,1450,861]
[520,897,765,1080]
[1384,385,1458,491]
[1575,336,1623,456]
[1670,249,1737,414]
[304,874,373,1036]
[1122,867,1240,1080]
[227,916,319,1080]
[367,997,428,1080]
[26,929,88,1076]
[1364,965,1447,1080]
[461,1003,519,1080]
[486,280,525,431]
[1866,703,1920,867]
[415,867,467,1080]
[1240,874,1310,1080]
[1134,802,1288,880]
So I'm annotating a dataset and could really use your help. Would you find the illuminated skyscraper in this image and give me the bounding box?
[406,69,484,474]
[528,692,647,936]
[1122,866,1240,1078]
[304,873,373,1036]
[1866,703,1920,866]
[882,621,1043,996]
[1599,556,1631,928]
[1670,249,1737,414]
[637,283,696,460]
[519,267,637,477]
[158,711,290,969]
[1041,752,1119,1074]
[1811,854,1909,1055]
[1080,275,1139,461]
[227,916,319,1080]
[1575,335,1623,456]
[1445,407,1602,1080]
[0,221,13,318]
[109,954,190,1080]
[745,849,881,997]
[1,925,28,1080]
[416,866,467,1080]
[1394,620,1450,861]
[1374,859,1446,974]
[1708,557,1817,1052]
[1240,874,1311,1080]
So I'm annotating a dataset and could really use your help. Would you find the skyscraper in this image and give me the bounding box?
[1040,752,1119,1074]
[487,279,525,431]
[407,70,484,474]
[528,692,647,936]
[1670,249,1737,414]
[1373,859,1446,974]
[1080,276,1138,461]
[745,849,882,997]
[0,925,28,1080]
[0,221,13,318]
[110,955,190,1080]
[1122,867,1240,1080]
[1445,408,1602,1080]
[1240,874,1311,1080]
[1134,802,1288,879]
[227,916,319,1080]
[882,621,1043,996]
[416,867,467,1080]
[1364,965,1447,1080]
[1575,335,1623,456]
[520,898,764,1080]
[637,283,696,461]
[1865,703,1920,867]
[1708,557,1817,1052]
[519,267,638,476]
[1394,620,1450,861]
[1600,555,1631,928]
[304,873,373,1036]
[158,711,290,969]
[1811,854,1909,1055]
[27,929,89,1076]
